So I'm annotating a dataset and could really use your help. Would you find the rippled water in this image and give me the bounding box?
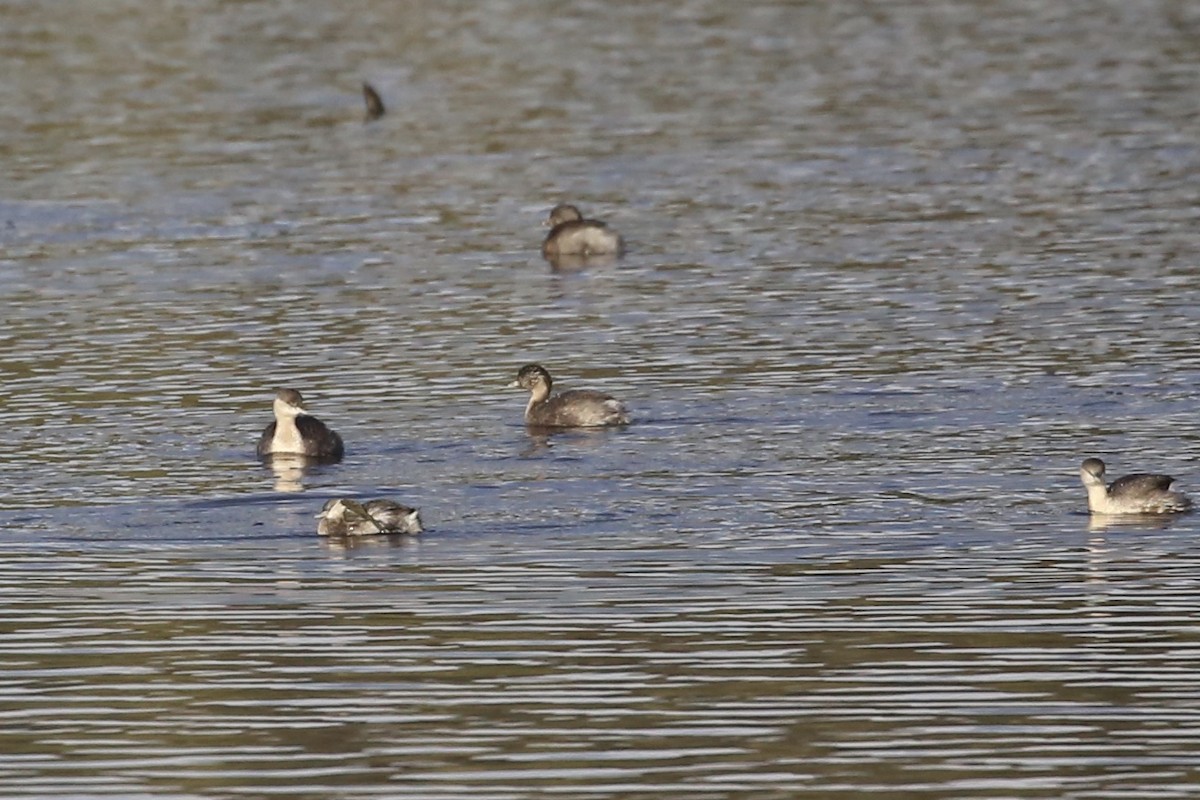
[3,1,1200,797]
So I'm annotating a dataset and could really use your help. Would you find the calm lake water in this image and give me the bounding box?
[3,1,1200,797]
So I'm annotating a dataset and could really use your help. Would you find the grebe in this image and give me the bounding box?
[316,498,423,536]
[541,204,624,259]
[508,363,630,428]
[1079,458,1192,514]
[256,388,344,462]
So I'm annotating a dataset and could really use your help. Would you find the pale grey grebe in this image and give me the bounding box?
[541,204,624,259]
[316,498,423,536]
[509,363,630,428]
[1079,458,1193,514]
[256,388,345,461]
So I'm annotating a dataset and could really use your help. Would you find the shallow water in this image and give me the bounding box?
[3,1,1200,797]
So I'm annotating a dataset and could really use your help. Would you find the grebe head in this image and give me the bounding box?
[273,388,308,419]
[315,498,371,536]
[546,204,583,227]
[1080,458,1107,486]
[316,498,373,522]
[509,364,553,394]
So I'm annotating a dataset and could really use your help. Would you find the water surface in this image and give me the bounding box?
[3,1,1200,797]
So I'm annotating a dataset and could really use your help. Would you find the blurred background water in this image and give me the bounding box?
[2,1,1200,797]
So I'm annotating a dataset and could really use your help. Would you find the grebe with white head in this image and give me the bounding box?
[256,388,344,462]
[1079,458,1192,515]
